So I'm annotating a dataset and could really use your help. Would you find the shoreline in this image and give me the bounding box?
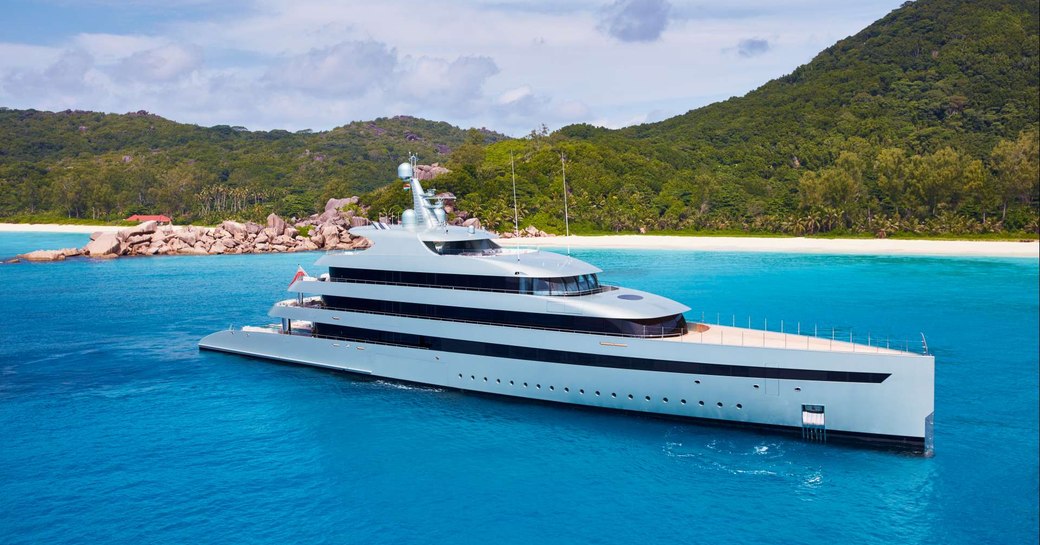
[1,223,1036,258]
[507,235,1039,258]
[0,223,127,234]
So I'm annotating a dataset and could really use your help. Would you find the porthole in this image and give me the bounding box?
[595,391,600,396]
[644,395,651,401]
[564,387,570,393]
[662,397,669,403]
[483,377,488,382]
[496,379,501,384]
[736,404,743,409]
[536,384,541,389]
[549,385,555,391]
[794,387,802,392]
[611,393,617,398]
[579,389,585,395]
[753,384,760,389]
[523,382,528,387]
[698,401,704,406]
[510,380,514,385]
[695,380,701,384]
[717,402,723,408]
[458,373,462,378]
[470,375,475,380]
[628,394,634,400]
[680,399,687,405]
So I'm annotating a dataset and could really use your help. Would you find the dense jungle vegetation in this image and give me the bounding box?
[2,0,1038,237]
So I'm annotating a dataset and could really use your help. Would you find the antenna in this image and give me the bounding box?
[511,151,520,262]
[561,152,570,255]
[511,151,519,237]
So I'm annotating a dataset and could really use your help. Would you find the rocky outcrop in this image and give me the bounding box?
[499,225,555,238]
[57,208,373,259]
[414,163,450,181]
[324,197,359,212]
[125,220,158,237]
[220,220,247,237]
[85,233,122,256]
[17,248,83,261]
[266,213,286,236]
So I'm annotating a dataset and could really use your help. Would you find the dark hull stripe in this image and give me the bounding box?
[200,343,922,453]
[312,324,892,383]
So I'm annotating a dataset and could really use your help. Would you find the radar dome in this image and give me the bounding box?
[397,162,414,180]
[401,209,417,226]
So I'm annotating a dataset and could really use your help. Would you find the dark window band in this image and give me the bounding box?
[313,323,891,384]
[321,295,687,338]
[329,267,606,296]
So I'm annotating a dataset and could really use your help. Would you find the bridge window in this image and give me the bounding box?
[424,239,502,255]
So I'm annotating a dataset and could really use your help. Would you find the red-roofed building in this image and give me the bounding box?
[127,214,171,225]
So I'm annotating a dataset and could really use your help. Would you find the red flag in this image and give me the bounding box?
[289,265,307,288]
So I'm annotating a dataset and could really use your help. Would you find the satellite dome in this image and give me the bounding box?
[397,162,413,180]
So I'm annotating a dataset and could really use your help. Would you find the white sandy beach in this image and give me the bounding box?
[0,223,126,234]
[1,223,1036,258]
[508,234,1039,258]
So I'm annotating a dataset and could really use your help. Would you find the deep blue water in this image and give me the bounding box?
[1,233,1037,545]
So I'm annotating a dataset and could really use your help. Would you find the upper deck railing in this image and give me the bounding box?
[687,311,929,355]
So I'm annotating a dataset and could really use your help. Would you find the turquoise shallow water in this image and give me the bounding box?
[1,233,1037,544]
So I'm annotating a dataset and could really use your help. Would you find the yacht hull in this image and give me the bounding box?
[199,329,933,453]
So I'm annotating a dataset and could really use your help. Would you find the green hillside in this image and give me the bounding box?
[432,0,1039,236]
[0,109,504,222]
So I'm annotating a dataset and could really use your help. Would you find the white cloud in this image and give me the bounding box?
[554,99,591,120]
[73,34,168,63]
[267,41,397,97]
[116,44,203,82]
[0,0,907,135]
[397,55,499,106]
[4,49,95,96]
[0,43,64,71]
[496,85,533,105]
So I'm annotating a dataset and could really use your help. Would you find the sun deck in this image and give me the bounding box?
[666,324,912,355]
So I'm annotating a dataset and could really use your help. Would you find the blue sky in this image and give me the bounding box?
[0,0,905,135]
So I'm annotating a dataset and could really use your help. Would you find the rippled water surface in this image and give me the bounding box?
[1,233,1037,544]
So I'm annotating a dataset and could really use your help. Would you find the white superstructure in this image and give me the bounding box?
[200,158,935,453]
